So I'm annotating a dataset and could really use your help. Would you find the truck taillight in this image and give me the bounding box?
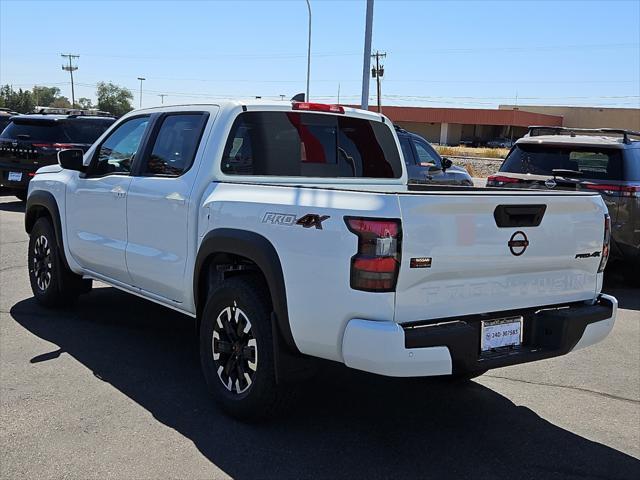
[487,175,520,186]
[598,213,611,273]
[345,217,401,292]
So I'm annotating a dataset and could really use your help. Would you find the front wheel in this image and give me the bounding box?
[199,275,290,421]
[28,217,91,307]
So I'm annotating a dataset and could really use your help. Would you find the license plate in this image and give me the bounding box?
[8,171,22,182]
[481,316,523,352]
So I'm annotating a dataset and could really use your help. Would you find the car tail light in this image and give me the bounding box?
[487,175,520,186]
[598,213,611,273]
[32,143,75,150]
[345,217,401,292]
[292,102,345,114]
[584,183,640,197]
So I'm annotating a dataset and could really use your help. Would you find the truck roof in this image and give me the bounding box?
[132,100,386,122]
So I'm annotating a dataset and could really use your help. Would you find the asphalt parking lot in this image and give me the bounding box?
[1,194,638,479]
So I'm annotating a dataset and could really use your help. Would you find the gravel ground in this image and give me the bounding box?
[450,156,504,178]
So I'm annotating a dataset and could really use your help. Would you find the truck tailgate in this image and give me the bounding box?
[395,192,606,323]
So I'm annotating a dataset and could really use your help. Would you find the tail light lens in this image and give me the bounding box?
[32,143,75,150]
[598,213,611,273]
[584,183,640,197]
[487,175,520,186]
[345,217,401,292]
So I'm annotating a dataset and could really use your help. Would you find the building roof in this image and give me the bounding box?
[370,105,563,127]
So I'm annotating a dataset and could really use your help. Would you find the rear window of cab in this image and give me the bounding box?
[1,118,113,144]
[221,111,402,178]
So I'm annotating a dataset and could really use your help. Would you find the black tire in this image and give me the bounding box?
[15,191,27,202]
[28,217,92,307]
[199,274,290,421]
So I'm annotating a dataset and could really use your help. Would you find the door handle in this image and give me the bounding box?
[165,192,186,204]
[110,186,127,198]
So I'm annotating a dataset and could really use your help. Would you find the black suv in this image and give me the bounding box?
[487,126,640,269]
[0,113,115,200]
[395,126,473,186]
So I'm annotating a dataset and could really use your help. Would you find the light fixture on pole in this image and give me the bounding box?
[137,77,146,108]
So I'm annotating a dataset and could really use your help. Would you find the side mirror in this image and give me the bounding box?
[442,157,453,171]
[58,149,85,172]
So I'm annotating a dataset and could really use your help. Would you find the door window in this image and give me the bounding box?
[413,140,442,168]
[91,116,150,176]
[142,113,208,176]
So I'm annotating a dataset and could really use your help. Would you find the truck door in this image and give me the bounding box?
[125,111,211,303]
[65,115,151,284]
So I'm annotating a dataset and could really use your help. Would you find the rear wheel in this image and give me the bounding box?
[28,217,91,307]
[200,275,290,421]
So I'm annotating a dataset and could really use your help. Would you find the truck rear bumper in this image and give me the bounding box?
[342,294,617,377]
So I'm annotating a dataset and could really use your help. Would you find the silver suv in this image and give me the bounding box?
[487,127,640,270]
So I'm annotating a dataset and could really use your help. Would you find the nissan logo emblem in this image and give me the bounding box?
[545,178,557,189]
[508,231,529,256]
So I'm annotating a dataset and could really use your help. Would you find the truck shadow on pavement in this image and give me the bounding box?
[10,288,640,480]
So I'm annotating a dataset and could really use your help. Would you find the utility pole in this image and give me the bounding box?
[137,77,146,108]
[371,50,386,113]
[361,0,374,109]
[158,94,167,104]
[305,0,312,101]
[61,54,79,107]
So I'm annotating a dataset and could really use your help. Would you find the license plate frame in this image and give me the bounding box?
[8,171,22,182]
[481,316,523,352]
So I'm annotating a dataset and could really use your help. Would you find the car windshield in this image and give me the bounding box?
[501,144,624,181]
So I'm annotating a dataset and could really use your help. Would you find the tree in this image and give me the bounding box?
[77,97,93,109]
[50,96,72,108]
[96,82,133,117]
[0,85,34,113]
[32,86,61,107]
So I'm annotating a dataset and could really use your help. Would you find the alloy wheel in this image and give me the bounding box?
[32,235,52,292]
[212,301,258,394]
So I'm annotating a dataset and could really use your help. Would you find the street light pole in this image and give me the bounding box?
[361,0,374,109]
[305,0,311,102]
[158,94,167,104]
[137,77,146,108]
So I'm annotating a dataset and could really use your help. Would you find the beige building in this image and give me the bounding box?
[498,105,640,131]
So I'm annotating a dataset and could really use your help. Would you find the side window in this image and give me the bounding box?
[143,113,207,176]
[414,140,441,168]
[399,137,415,166]
[91,116,149,176]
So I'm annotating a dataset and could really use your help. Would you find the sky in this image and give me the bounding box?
[1,0,639,110]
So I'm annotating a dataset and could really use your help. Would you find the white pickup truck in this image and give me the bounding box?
[25,101,617,419]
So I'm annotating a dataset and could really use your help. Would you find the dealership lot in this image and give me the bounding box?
[0,195,638,479]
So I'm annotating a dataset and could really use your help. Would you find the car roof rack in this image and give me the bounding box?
[527,126,640,145]
[393,125,407,133]
[31,106,114,117]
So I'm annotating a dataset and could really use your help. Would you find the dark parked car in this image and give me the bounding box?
[395,126,473,186]
[487,126,640,270]
[0,108,18,134]
[0,113,115,200]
